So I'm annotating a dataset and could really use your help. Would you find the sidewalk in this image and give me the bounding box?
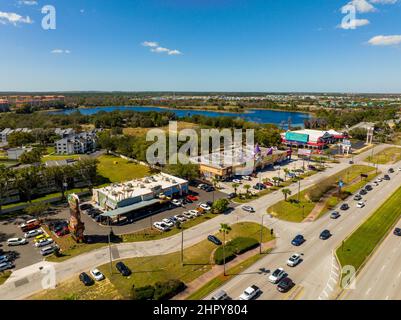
[173,239,276,300]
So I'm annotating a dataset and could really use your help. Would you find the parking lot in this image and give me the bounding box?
[217,157,313,195]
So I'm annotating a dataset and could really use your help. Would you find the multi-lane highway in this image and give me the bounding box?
[206,163,401,301]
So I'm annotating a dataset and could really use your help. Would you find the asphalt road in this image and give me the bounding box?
[0,144,398,300]
[205,162,401,301]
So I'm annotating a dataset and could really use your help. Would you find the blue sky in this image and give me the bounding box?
[1,0,401,93]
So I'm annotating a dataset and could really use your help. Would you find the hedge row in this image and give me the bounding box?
[132,279,186,300]
[214,237,259,265]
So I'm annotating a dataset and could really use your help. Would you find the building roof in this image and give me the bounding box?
[94,173,188,203]
[100,198,161,218]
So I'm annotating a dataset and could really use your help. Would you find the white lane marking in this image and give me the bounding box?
[366,288,372,295]
[381,265,386,271]
[397,271,401,279]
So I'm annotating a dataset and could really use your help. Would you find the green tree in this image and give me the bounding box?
[243,184,251,195]
[165,163,199,181]
[15,166,41,203]
[74,158,99,191]
[219,223,232,276]
[281,188,292,201]
[0,165,14,213]
[46,165,74,200]
[7,131,35,148]
[19,148,43,164]
[212,198,229,214]
[232,183,240,195]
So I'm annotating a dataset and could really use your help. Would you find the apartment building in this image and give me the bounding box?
[55,132,98,155]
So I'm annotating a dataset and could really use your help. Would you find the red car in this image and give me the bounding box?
[263,181,274,187]
[186,195,199,202]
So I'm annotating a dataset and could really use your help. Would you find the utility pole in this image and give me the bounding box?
[181,226,184,266]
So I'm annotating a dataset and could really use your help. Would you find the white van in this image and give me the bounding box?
[7,238,27,246]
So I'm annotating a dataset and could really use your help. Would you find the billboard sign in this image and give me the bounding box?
[285,132,309,144]
[298,149,312,157]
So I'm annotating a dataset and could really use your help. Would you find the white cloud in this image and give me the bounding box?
[142,41,159,48]
[368,35,401,46]
[342,0,376,13]
[18,0,38,5]
[142,41,182,56]
[338,18,370,29]
[51,49,71,54]
[370,0,397,4]
[0,11,33,25]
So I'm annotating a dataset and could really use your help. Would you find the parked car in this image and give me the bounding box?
[20,219,41,232]
[232,179,242,184]
[80,203,93,211]
[182,211,194,219]
[384,175,391,181]
[291,235,305,246]
[359,189,367,196]
[174,214,187,222]
[116,262,131,276]
[357,201,365,208]
[0,255,9,264]
[7,238,27,246]
[320,230,331,240]
[211,290,230,300]
[153,222,170,232]
[373,181,379,187]
[34,234,49,243]
[186,195,199,202]
[330,211,341,219]
[388,168,394,174]
[204,186,215,192]
[207,235,222,246]
[189,209,201,217]
[40,246,58,256]
[242,206,255,213]
[365,185,373,191]
[24,229,44,239]
[277,277,294,293]
[0,262,14,272]
[90,268,105,281]
[199,203,211,211]
[79,272,94,286]
[171,199,182,206]
[254,183,266,190]
[269,268,286,284]
[287,253,302,267]
[162,219,174,227]
[226,193,236,200]
[239,285,261,300]
[340,203,349,211]
[353,194,362,201]
[376,177,383,182]
[35,238,54,248]
[197,184,206,189]
[394,228,401,236]
[263,181,274,187]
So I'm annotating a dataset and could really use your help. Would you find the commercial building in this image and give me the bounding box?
[281,129,347,150]
[190,145,291,181]
[92,173,188,220]
[55,132,97,155]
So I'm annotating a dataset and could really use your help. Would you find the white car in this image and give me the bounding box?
[162,218,174,227]
[189,209,201,217]
[182,211,194,219]
[242,176,252,181]
[232,179,242,184]
[242,206,255,213]
[24,229,44,239]
[239,285,261,300]
[377,178,383,182]
[268,268,286,283]
[287,254,302,267]
[171,199,182,206]
[373,181,379,186]
[91,268,105,281]
[0,255,9,263]
[357,201,365,208]
[35,238,54,248]
[197,184,206,189]
[174,215,187,222]
[7,238,27,246]
[199,204,211,211]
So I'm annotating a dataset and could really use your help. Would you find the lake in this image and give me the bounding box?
[52,106,310,127]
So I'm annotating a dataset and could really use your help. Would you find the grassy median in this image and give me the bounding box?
[365,147,401,165]
[336,185,401,276]
[267,165,377,222]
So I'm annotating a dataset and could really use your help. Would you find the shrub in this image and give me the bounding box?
[214,237,259,265]
[133,285,155,300]
[154,279,186,300]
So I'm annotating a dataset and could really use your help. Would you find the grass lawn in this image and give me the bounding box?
[365,147,401,165]
[36,222,273,300]
[336,185,401,278]
[267,165,377,222]
[41,153,83,162]
[0,271,11,286]
[97,155,150,183]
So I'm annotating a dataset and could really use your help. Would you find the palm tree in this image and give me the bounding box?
[244,184,251,195]
[232,183,240,195]
[283,168,290,181]
[282,188,292,201]
[272,177,280,187]
[219,223,232,276]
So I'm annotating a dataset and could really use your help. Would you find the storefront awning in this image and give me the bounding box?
[100,198,161,218]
